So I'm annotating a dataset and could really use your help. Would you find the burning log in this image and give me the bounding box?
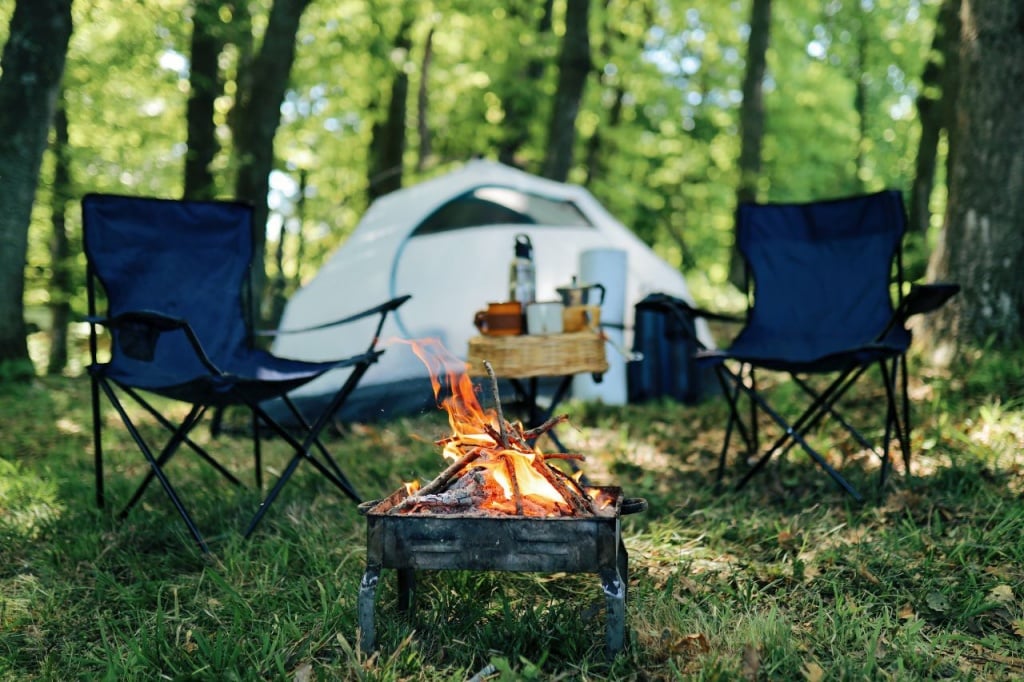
[483,360,510,449]
[402,468,487,509]
[390,447,483,513]
[523,413,570,441]
[530,457,593,515]
[500,454,525,515]
[541,453,585,462]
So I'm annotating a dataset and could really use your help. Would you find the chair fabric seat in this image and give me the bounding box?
[697,326,911,374]
[92,348,381,406]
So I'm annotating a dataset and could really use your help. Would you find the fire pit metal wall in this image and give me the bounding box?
[357,486,635,658]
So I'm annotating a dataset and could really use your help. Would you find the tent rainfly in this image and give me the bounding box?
[272,159,712,422]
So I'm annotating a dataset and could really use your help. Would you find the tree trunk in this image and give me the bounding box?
[415,26,435,172]
[184,0,229,200]
[919,0,1024,358]
[0,0,73,376]
[736,0,771,205]
[729,0,771,288]
[231,0,311,325]
[541,0,591,182]
[909,0,961,235]
[853,28,869,190]
[367,15,412,203]
[47,95,72,375]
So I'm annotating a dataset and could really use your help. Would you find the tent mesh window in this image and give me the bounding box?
[412,186,595,236]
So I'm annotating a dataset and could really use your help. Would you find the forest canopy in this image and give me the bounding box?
[8,0,941,302]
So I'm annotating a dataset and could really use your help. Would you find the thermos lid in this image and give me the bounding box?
[514,234,532,259]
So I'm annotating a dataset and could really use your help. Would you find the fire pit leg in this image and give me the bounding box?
[600,567,626,659]
[358,564,381,653]
[618,539,629,602]
[397,568,415,612]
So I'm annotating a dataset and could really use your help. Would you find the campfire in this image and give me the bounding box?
[357,339,645,659]
[392,338,616,518]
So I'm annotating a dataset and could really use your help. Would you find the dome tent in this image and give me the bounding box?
[271,158,712,422]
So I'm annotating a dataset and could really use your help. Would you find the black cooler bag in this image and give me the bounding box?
[627,293,711,405]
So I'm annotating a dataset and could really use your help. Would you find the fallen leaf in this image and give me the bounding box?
[873,634,890,661]
[1013,619,1024,639]
[857,564,881,585]
[803,661,825,682]
[669,632,712,655]
[988,584,1014,604]
[898,603,917,620]
[926,591,950,612]
[292,662,314,682]
[742,644,761,681]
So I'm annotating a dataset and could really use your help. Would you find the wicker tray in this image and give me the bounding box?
[467,331,608,379]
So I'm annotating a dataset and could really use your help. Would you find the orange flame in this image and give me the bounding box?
[390,338,587,516]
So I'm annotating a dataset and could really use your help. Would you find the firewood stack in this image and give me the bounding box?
[390,361,598,517]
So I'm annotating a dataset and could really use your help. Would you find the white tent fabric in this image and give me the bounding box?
[272,159,712,421]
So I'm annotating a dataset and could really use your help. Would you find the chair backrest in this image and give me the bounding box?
[83,194,255,376]
[733,189,907,362]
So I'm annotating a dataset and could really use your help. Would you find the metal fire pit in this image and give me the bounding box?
[357,485,646,659]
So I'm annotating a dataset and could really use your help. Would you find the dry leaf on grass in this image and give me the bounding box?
[741,644,761,681]
[988,584,1014,604]
[926,591,951,612]
[292,662,314,682]
[802,661,825,682]
[898,603,917,620]
[657,630,711,656]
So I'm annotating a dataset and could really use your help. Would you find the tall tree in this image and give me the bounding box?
[910,0,961,235]
[47,93,73,375]
[184,0,231,200]
[920,0,1024,357]
[414,25,435,172]
[231,0,312,322]
[730,0,772,288]
[736,0,771,205]
[367,13,412,202]
[541,0,591,181]
[0,0,73,377]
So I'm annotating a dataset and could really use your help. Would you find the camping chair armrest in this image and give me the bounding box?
[89,310,225,375]
[635,296,745,324]
[873,282,961,340]
[256,294,412,337]
[686,305,745,324]
[898,283,961,320]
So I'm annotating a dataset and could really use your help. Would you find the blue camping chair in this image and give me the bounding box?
[83,193,410,551]
[696,190,958,500]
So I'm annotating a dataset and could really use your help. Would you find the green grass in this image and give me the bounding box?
[1,348,1022,680]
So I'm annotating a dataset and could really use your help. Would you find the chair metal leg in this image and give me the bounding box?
[900,353,912,474]
[748,367,759,455]
[121,386,244,486]
[96,380,210,552]
[243,363,372,537]
[252,409,263,490]
[90,373,105,509]
[713,367,742,486]
[118,404,206,518]
[280,395,359,494]
[877,355,911,494]
[719,369,864,501]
